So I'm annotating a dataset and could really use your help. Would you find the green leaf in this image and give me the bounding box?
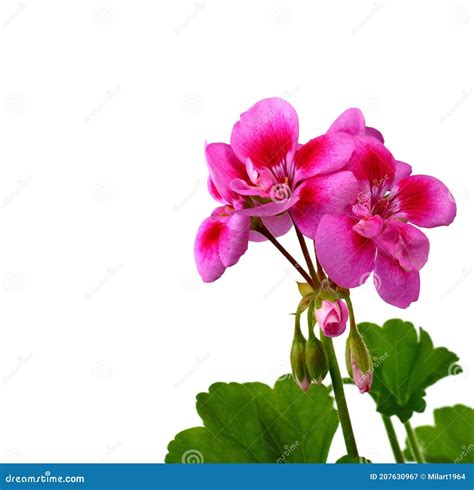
[358,319,461,422]
[165,376,338,463]
[404,405,474,463]
[336,455,372,464]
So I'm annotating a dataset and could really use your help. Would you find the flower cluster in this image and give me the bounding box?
[195,97,456,308]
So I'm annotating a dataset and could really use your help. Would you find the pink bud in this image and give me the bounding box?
[315,300,349,337]
[351,354,373,393]
[297,376,311,393]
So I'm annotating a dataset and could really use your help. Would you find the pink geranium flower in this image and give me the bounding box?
[315,130,457,308]
[195,98,361,282]
[229,98,359,238]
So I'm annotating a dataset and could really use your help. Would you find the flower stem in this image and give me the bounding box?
[404,420,425,463]
[345,295,357,332]
[382,415,405,463]
[258,224,315,286]
[293,225,319,287]
[320,332,359,458]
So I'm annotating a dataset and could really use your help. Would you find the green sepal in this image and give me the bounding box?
[297,281,313,297]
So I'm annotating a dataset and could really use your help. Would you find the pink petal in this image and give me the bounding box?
[230,98,299,170]
[348,140,396,191]
[230,178,265,197]
[291,171,359,238]
[238,195,299,217]
[219,212,250,267]
[315,214,377,288]
[207,177,225,204]
[327,108,366,136]
[205,143,247,203]
[194,213,226,283]
[261,213,293,237]
[249,230,266,242]
[351,354,372,393]
[194,208,249,282]
[375,221,430,272]
[294,132,355,181]
[352,215,384,239]
[249,213,293,242]
[374,253,420,308]
[393,160,412,183]
[365,126,384,143]
[392,175,457,228]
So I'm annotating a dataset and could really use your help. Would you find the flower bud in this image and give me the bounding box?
[346,333,373,394]
[290,327,310,392]
[315,300,349,337]
[305,336,329,384]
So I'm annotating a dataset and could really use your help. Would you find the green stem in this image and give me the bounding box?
[404,421,425,463]
[320,333,359,458]
[345,295,357,332]
[307,298,315,338]
[382,415,405,463]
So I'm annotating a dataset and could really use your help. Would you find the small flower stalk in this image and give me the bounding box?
[346,332,373,394]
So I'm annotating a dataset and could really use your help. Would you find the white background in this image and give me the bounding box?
[0,0,472,464]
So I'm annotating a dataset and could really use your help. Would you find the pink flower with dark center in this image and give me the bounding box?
[195,98,362,282]
[228,98,359,238]
[315,134,457,308]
